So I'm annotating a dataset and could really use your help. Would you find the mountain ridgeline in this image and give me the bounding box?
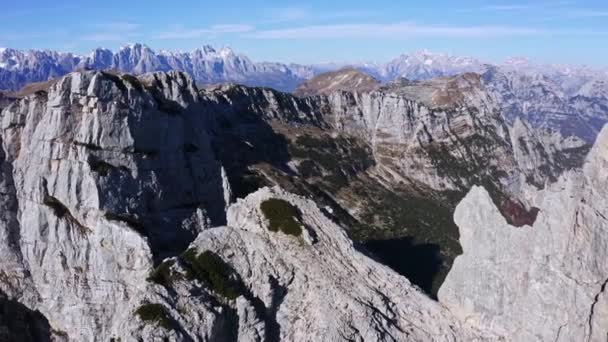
[1,45,607,143]
[0,66,605,341]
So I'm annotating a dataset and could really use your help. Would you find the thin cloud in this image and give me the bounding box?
[247,23,552,39]
[90,22,141,31]
[460,1,574,13]
[81,33,140,42]
[156,24,254,40]
[81,22,141,42]
[479,5,533,11]
[210,24,255,33]
[568,9,608,17]
[0,33,45,41]
[267,7,310,23]
[0,29,68,41]
[264,6,375,24]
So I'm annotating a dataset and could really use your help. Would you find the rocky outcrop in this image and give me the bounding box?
[137,187,492,341]
[0,70,229,340]
[439,125,608,341]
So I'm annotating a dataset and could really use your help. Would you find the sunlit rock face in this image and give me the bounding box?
[439,125,608,341]
[0,70,228,340]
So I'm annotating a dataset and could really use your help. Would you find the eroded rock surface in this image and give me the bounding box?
[141,187,493,341]
[0,70,228,340]
[439,126,608,341]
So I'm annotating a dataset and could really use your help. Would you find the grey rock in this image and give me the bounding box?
[439,125,608,341]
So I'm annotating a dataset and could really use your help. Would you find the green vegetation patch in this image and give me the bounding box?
[289,134,374,191]
[260,198,303,236]
[148,259,176,287]
[135,303,172,330]
[88,158,130,177]
[181,249,243,300]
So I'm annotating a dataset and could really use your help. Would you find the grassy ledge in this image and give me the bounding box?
[148,259,176,287]
[135,303,172,330]
[260,198,303,237]
[181,249,243,300]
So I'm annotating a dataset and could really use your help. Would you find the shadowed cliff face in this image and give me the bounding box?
[0,290,52,342]
[0,70,234,340]
[3,71,229,260]
[364,238,442,298]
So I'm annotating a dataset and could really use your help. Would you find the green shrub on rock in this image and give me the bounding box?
[148,259,176,287]
[181,249,243,300]
[260,198,303,236]
[135,303,172,330]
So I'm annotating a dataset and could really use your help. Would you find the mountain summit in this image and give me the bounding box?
[293,68,380,97]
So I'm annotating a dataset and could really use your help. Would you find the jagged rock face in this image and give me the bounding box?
[320,73,574,197]
[148,187,491,341]
[482,66,608,143]
[0,48,81,92]
[199,83,324,126]
[438,126,608,341]
[293,68,380,97]
[0,70,229,340]
[0,68,500,341]
[368,50,484,81]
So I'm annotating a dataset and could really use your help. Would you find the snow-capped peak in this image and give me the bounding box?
[120,43,151,52]
[219,46,235,58]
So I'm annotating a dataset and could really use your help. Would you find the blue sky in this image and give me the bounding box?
[2,0,608,66]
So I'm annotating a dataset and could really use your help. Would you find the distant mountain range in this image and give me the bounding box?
[1,44,607,141]
[0,44,314,92]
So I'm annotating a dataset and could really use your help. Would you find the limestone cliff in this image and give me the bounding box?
[439,126,608,341]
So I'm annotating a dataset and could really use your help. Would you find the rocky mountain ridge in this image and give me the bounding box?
[0,69,603,341]
[1,44,606,142]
